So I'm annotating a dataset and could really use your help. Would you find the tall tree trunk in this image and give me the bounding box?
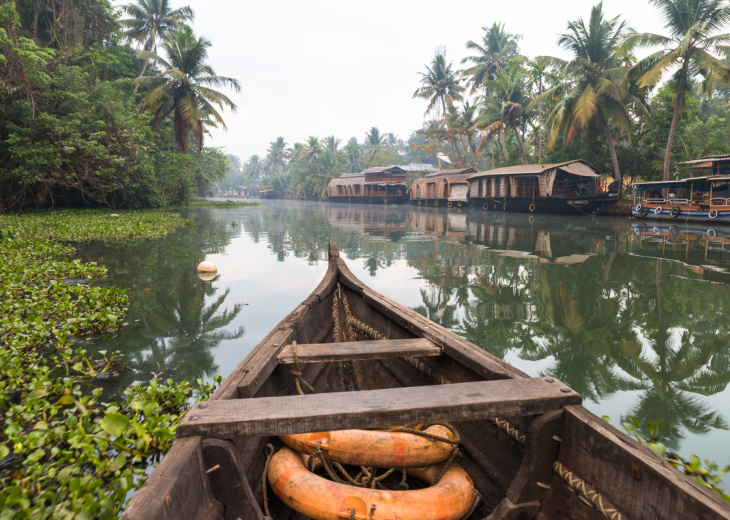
[598,108,621,181]
[512,124,528,165]
[663,59,689,181]
[441,98,465,167]
[450,136,466,167]
[277,164,289,193]
[132,38,153,95]
[132,59,148,94]
[499,125,509,161]
[465,131,479,169]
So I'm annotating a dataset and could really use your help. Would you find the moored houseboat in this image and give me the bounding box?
[409,168,476,208]
[631,154,730,223]
[467,161,620,215]
[327,166,409,204]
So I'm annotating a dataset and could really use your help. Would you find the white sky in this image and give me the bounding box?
[125,0,668,161]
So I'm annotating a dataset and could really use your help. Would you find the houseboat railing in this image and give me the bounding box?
[636,196,730,207]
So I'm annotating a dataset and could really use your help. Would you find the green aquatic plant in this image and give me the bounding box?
[604,415,730,502]
[0,209,191,242]
[0,209,216,518]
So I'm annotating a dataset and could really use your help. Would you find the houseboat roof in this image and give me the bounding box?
[361,166,406,175]
[467,160,600,179]
[678,154,730,166]
[425,168,477,178]
[632,175,730,188]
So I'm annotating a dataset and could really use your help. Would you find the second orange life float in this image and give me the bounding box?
[268,446,475,520]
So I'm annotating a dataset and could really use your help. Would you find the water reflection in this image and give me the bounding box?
[74,208,245,392]
[75,201,730,466]
[138,269,244,379]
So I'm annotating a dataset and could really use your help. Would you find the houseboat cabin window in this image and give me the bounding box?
[354,185,360,195]
[427,183,435,198]
[495,178,501,197]
[516,177,539,197]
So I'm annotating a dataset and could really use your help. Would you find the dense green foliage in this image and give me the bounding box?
[0,0,234,211]
[0,210,219,518]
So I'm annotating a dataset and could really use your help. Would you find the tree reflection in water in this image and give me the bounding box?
[139,268,244,381]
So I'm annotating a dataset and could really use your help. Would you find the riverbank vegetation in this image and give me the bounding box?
[217,0,730,200]
[0,210,220,517]
[0,0,237,211]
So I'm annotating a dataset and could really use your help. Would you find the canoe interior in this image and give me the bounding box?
[121,243,730,520]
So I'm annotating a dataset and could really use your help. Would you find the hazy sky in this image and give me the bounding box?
[124,0,668,161]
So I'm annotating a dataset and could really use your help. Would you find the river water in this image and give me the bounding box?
[75,200,730,473]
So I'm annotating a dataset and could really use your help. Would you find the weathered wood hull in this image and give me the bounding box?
[122,242,730,520]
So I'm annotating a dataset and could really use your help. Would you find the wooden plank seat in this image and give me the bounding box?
[276,338,441,364]
[177,377,581,439]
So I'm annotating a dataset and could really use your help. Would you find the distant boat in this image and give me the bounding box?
[327,166,409,204]
[260,190,279,200]
[631,154,730,222]
[466,161,620,215]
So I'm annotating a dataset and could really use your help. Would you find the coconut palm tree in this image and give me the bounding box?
[298,136,323,164]
[623,0,730,181]
[413,52,465,120]
[121,0,194,91]
[475,65,529,165]
[343,138,363,172]
[266,137,290,193]
[135,25,239,152]
[462,23,521,92]
[530,3,645,181]
[324,135,341,152]
[364,127,386,165]
[526,57,562,159]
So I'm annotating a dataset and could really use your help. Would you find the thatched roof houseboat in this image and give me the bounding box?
[466,161,619,215]
[327,167,409,204]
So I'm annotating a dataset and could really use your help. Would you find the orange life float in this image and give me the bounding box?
[268,446,475,520]
[279,425,457,468]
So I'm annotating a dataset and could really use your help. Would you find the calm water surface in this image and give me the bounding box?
[75,200,730,473]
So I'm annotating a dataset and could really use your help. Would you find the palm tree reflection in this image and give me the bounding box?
[139,268,244,380]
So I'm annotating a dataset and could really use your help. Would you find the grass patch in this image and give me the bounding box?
[0,210,217,518]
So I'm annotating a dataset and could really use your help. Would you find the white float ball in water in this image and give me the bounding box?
[197,261,217,273]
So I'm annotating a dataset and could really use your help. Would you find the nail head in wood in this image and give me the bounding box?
[190,415,199,421]
[199,403,208,409]
[545,378,555,383]
[560,387,571,393]
[632,463,642,480]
